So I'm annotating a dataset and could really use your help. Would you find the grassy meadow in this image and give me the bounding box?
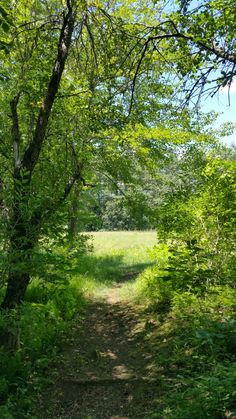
[73,230,157,294]
[90,230,157,254]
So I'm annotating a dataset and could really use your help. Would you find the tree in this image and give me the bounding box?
[130,0,236,106]
[173,0,236,101]
[0,0,77,309]
[0,0,171,308]
[0,0,221,310]
[154,143,236,289]
[0,1,12,52]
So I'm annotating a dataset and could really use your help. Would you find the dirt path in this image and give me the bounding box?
[41,283,160,418]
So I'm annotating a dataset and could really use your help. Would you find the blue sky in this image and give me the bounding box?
[201,82,236,146]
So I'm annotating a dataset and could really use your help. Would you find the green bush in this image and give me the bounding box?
[161,363,236,419]
[143,285,236,418]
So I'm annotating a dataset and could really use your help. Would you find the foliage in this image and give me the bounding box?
[0,1,13,52]
[76,140,219,232]
[0,256,87,418]
[172,0,236,99]
[160,153,235,280]
[79,179,158,231]
[145,287,236,418]
[134,144,236,418]
[135,0,236,104]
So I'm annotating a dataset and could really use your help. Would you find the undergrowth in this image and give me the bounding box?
[0,231,155,418]
[0,279,87,418]
[0,238,89,418]
[136,243,236,418]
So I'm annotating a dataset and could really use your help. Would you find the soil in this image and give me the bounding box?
[40,282,161,419]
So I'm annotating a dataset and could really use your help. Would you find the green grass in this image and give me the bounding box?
[90,230,157,274]
[75,231,157,293]
[90,230,157,255]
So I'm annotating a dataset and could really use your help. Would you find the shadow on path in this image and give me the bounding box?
[41,287,161,418]
[75,252,153,285]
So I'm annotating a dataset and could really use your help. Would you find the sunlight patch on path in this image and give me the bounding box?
[40,280,160,418]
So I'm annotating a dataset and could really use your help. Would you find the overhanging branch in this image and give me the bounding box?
[129,18,236,110]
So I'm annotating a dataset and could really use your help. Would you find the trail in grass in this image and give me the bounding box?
[41,276,160,419]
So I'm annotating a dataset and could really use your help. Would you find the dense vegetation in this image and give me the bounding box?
[135,146,236,417]
[0,0,235,417]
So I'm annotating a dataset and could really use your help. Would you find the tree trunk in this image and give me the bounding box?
[68,198,78,247]
[1,271,31,309]
[1,201,35,309]
[68,185,81,248]
[0,1,75,310]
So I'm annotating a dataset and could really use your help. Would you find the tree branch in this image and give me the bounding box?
[129,41,149,115]
[20,2,75,176]
[30,162,85,229]
[59,169,82,203]
[10,93,21,169]
[154,19,236,65]
[56,90,89,98]
[129,19,236,107]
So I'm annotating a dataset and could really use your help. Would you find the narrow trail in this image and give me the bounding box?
[41,281,160,419]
